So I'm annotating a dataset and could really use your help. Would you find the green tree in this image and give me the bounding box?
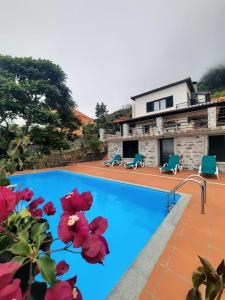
[95,102,110,129]
[80,124,102,154]
[198,65,225,96]
[29,126,70,154]
[0,55,79,136]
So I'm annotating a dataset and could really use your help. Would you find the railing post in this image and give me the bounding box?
[208,107,217,129]
[99,128,106,141]
[123,124,129,137]
[156,117,163,135]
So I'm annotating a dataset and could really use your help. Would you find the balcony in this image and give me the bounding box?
[101,105,225,142]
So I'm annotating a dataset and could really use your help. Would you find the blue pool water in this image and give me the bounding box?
[9,170,179,300]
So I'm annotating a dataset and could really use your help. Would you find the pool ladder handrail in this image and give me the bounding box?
[166,174,206,214]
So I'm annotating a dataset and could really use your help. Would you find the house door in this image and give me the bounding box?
[123,140,138,158]
[160,138,174,165]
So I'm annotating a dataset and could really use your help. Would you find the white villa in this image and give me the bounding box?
[101,78,225,172]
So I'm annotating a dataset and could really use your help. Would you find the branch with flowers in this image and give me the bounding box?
[0,185,109,300]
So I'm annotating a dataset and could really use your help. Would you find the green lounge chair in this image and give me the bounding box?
[198,155,219,178]
[160,155,182,175]
[124,154,144,169]
[104,154,122,167]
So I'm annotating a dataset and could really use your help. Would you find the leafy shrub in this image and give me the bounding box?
[0,178,11,186]
[186,256,225,300]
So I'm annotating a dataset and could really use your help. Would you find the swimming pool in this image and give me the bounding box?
[10,170,180,300]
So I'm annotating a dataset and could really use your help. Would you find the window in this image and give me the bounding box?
[144,124,150,133]
[129,123,136,135]
[146,96,173,112]
[123,140,138,158]
[208,135,225,162]
[160,99,166,109]
[154,101,160,111]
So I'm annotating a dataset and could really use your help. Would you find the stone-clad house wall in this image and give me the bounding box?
[138,139,158,167]
[107,141,123,160]
[107,134,225,172]
[175,135,206,170]
[107,135,207,170]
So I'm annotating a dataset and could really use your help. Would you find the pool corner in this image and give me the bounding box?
[107,193,191,300]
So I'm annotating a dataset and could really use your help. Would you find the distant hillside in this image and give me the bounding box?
[211,89,225,99]
[108,104,132,122]
[198,65,225,99]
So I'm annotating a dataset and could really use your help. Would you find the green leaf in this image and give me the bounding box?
[186,288,202,300]
[18,156,23,169]
[0,236,13,252]
[9,240,31,256]
[37,255,56,286]
[11,256,26,264]
[0,159,6,169]
[199,256,216,274]
[216,260,225,275]
[36,233,46,249]
[20,217,35,231]
[40,232,52,252]
[0,169,6,180]
[205,279,218,300]
[18,229,29,243]
[192,271,206,289]
[31,222,48,239]
[18,208,31,219]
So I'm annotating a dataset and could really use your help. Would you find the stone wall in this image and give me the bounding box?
[107,135,225,172]
[139,139,158,167]
[175,135,206,169]
[107,141,123,160]
[217,162,225,173]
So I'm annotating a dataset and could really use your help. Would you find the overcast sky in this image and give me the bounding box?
[0,0,225,117]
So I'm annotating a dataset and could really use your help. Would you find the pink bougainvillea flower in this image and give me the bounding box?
[80,191,93,211]
[30,208,43,219]
[28,197,45,210]
[0,262,22,300]
[56,260,69,276]
[72,286,82,300]
[0,278,22,300]
[67,276,82,300]
[16,188,34,202]
[81,234,109,264]
[89,216,108,235]
[60,189,93,214]
[45,281,73,300]
[58,212,89,248]
[43,201,56,216]
[0,187,17,223]
[0,261,21,288]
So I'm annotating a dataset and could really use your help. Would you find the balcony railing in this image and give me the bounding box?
[102,105,225,141]
[176,97,208,110]
[217,106,225,126]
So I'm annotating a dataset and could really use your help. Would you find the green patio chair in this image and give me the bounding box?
[104,154,122,167]
[124,154,144,169]
[198,155,219,178]
[160,154,182,175]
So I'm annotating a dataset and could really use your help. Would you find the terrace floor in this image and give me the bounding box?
[21,161,225,299]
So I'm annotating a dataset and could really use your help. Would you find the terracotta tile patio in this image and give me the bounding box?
[19,161,225,299]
